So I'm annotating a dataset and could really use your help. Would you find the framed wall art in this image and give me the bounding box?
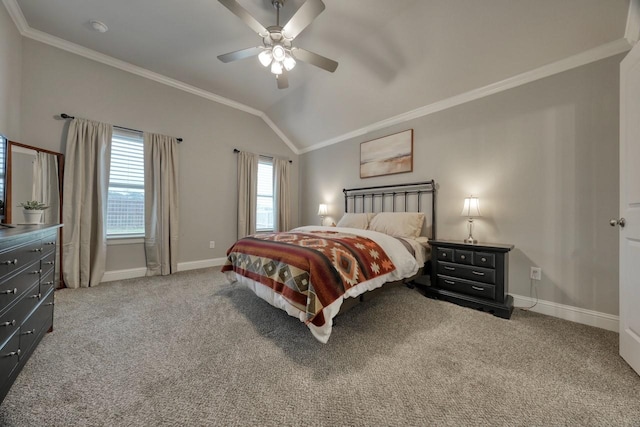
[360,129,413,178]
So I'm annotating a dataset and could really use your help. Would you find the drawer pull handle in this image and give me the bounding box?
[481,257,487,262]
[471,286,484,291]
[4,349,21,358]
[21,329,36,336]
[444,266,455,271]
[29,269,42,275]
[30,248,43,253]
[460,255,466,260]
[471,271,485,276]
[44,261,55,265]
[44,302,54,306]
[44,241,56,245]
[444,280,456,285]
[29,293,42,299]
[1,288,17,295]
[441,253,447,257]
[0,320,16,327]
[43,281,54,286]
[2,259,18,265]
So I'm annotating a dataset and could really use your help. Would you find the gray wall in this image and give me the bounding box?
[18,39,299,271]
[300,55,621,315]
[0,5,22,140]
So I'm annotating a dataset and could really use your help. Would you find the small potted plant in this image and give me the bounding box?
[18,201,48,224]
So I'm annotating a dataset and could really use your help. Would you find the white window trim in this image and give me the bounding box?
[107,236,145,245]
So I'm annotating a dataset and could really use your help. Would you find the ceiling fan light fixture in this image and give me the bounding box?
[272,45,286,62]
[271,61,283,75]
[258,50,273,67]
[283,54,296,71]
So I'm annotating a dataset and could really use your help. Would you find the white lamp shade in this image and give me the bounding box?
[461,196,481,217]
[258,50,273,67]
[317,204,328,216]
[283,55,296,71]
[270,61,283,75]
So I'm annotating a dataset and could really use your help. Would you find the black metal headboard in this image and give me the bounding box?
[343,180,437,239]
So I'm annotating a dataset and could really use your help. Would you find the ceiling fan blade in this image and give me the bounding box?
[218,0,268,35]
[217,47,263,63]
[292,48,338,72]
[277,71,289,89]
[282,0,325,39]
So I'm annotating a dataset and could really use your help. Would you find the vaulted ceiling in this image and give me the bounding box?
[4,0,634,152]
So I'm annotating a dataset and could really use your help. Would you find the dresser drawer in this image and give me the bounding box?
[439,261,496,285]
[0,331,20,382]
[0,262,42,309]
[453,249,473,265]
[0,283,41,346]
[20,291,54,357]
[436,248,454,262]
[40,268,56,296]
[474,252,495,268]
[0,238,44,282]
[40,249,56,272]
[437,275,496,300]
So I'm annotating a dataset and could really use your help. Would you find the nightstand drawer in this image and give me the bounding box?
[454,249,473,265]
[439,261,495,284]
[437,275,496,300]
[436,248,454,262]
[474,252,495,268]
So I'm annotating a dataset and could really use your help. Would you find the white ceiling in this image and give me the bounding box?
[7,0,633,151]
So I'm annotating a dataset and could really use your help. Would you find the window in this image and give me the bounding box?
[106,129,144,237]
[256,158,274,231]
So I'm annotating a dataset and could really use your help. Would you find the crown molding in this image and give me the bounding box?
[1,0,301,154]
[300,38,632,154]
[2,0,27,33]
[626,0,640,44]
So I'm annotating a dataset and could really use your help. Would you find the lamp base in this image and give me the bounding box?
[463,237,478,244]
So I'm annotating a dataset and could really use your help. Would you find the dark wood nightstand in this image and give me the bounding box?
[415,239,514,319]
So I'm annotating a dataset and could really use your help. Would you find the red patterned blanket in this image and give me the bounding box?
[221,231,395,327]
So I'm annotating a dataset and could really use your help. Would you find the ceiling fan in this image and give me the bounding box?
[217,0,338,89]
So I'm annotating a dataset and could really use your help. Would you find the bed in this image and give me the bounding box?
[222,181,436,343]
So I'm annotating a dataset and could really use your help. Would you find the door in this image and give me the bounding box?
[620,41,640,376]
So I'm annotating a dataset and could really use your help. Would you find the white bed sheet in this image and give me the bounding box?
[224,226,420,343]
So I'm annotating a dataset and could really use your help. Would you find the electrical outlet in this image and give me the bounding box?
[209,241,215,249]
[530,267,542,281]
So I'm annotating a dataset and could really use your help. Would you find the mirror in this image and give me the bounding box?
[0,135,5,221]
[5,141,64,286]
[6,141,63,225]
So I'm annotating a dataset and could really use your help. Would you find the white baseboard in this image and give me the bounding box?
[511,294,619,333]
[101,267,147,283]
[177,257,227,272]
[101,258,227,283]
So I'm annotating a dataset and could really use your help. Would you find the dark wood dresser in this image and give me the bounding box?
[415,239,514,319]
[0,225,60,403]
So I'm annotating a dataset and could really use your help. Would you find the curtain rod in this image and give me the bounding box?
[60,113,183,143]
[233,148,292,163]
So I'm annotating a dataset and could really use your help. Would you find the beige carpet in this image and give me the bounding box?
[0,268,638,426]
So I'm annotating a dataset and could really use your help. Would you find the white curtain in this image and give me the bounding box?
[237,151,258,238]
[143,132,179,276]
[274,158,291,232]
[32,152,60,225]
[62,119,112,288]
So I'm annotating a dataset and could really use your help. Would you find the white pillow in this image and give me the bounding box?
[368,212,425,239]
[336,213,376,229]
